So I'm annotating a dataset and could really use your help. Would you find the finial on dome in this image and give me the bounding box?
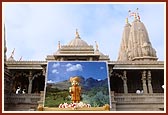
[129,8,139,21]
[76,29,80,38]
[8,48,15,61]
[19,56,22,61]
[128,10,131,16]
[10,48,15,57]
[136,8,140,21]
[134,13,137,20]
[95,41,99,51]
[58,41,61,49]
[126,17,129,24]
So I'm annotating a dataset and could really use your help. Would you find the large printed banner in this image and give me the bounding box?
[44,61,111,109]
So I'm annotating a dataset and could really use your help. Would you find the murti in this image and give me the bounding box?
[58,76,91,109]
[69,76,81,103]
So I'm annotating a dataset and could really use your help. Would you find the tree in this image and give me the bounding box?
[90,91,109,107]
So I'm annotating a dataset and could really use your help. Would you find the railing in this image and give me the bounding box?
[7,93,41,104]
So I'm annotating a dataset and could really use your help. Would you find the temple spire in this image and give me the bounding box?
[118,9,157,61]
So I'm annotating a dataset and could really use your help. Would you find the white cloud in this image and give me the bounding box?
[65,63,72,67]
[100,67,104,69]
[66,64,83,72]
[97,79,102,81]
[52,69,59,74]
[52,63,60,68]
[47,80,55,83]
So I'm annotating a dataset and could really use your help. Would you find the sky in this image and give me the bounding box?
[47,61,108,83]
[3,2,165,61]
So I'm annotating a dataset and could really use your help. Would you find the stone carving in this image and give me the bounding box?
[28,71,34,94]
[118,15,157,61]
[147,71,153,94]
[141,71,147,94]
[111,70,128,94]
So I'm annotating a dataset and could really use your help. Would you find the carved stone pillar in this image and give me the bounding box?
[42,66,46,76]
[141,71,148,94]
[28,71,34,94]
[108,66,113,77]
[147,71,153,94]
[110,91,116,111]
[122,71,128,94]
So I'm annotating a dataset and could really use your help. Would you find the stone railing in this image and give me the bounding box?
[7,93,41,104]
[114,93,164,104]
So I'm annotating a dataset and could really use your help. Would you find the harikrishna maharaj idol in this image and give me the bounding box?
[69,76,81,103]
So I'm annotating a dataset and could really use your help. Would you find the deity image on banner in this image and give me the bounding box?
[43,61,111,110]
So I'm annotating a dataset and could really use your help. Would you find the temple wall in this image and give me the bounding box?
[114,93,164,111]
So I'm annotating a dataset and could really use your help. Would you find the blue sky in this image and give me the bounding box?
[3,2,165,61]
[47,61,108,83]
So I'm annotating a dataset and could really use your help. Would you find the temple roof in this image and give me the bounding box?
[55,29,95,55]
[47,30,110,61]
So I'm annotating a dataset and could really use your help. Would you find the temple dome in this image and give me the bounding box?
[68,37,89,46]
[67,30,89,47]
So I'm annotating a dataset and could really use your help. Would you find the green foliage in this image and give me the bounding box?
[44,82,110,107]
[82,91,109,107]
[90,91,109,107]
[44,87,71,107]
[85,85,109,97]
[81,94,90,104]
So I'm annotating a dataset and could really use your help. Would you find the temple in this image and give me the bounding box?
[3,11,164,111]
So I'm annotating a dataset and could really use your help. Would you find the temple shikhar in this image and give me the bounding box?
[3,10,164,111]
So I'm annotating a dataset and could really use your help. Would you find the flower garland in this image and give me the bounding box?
[59,102,91,109]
